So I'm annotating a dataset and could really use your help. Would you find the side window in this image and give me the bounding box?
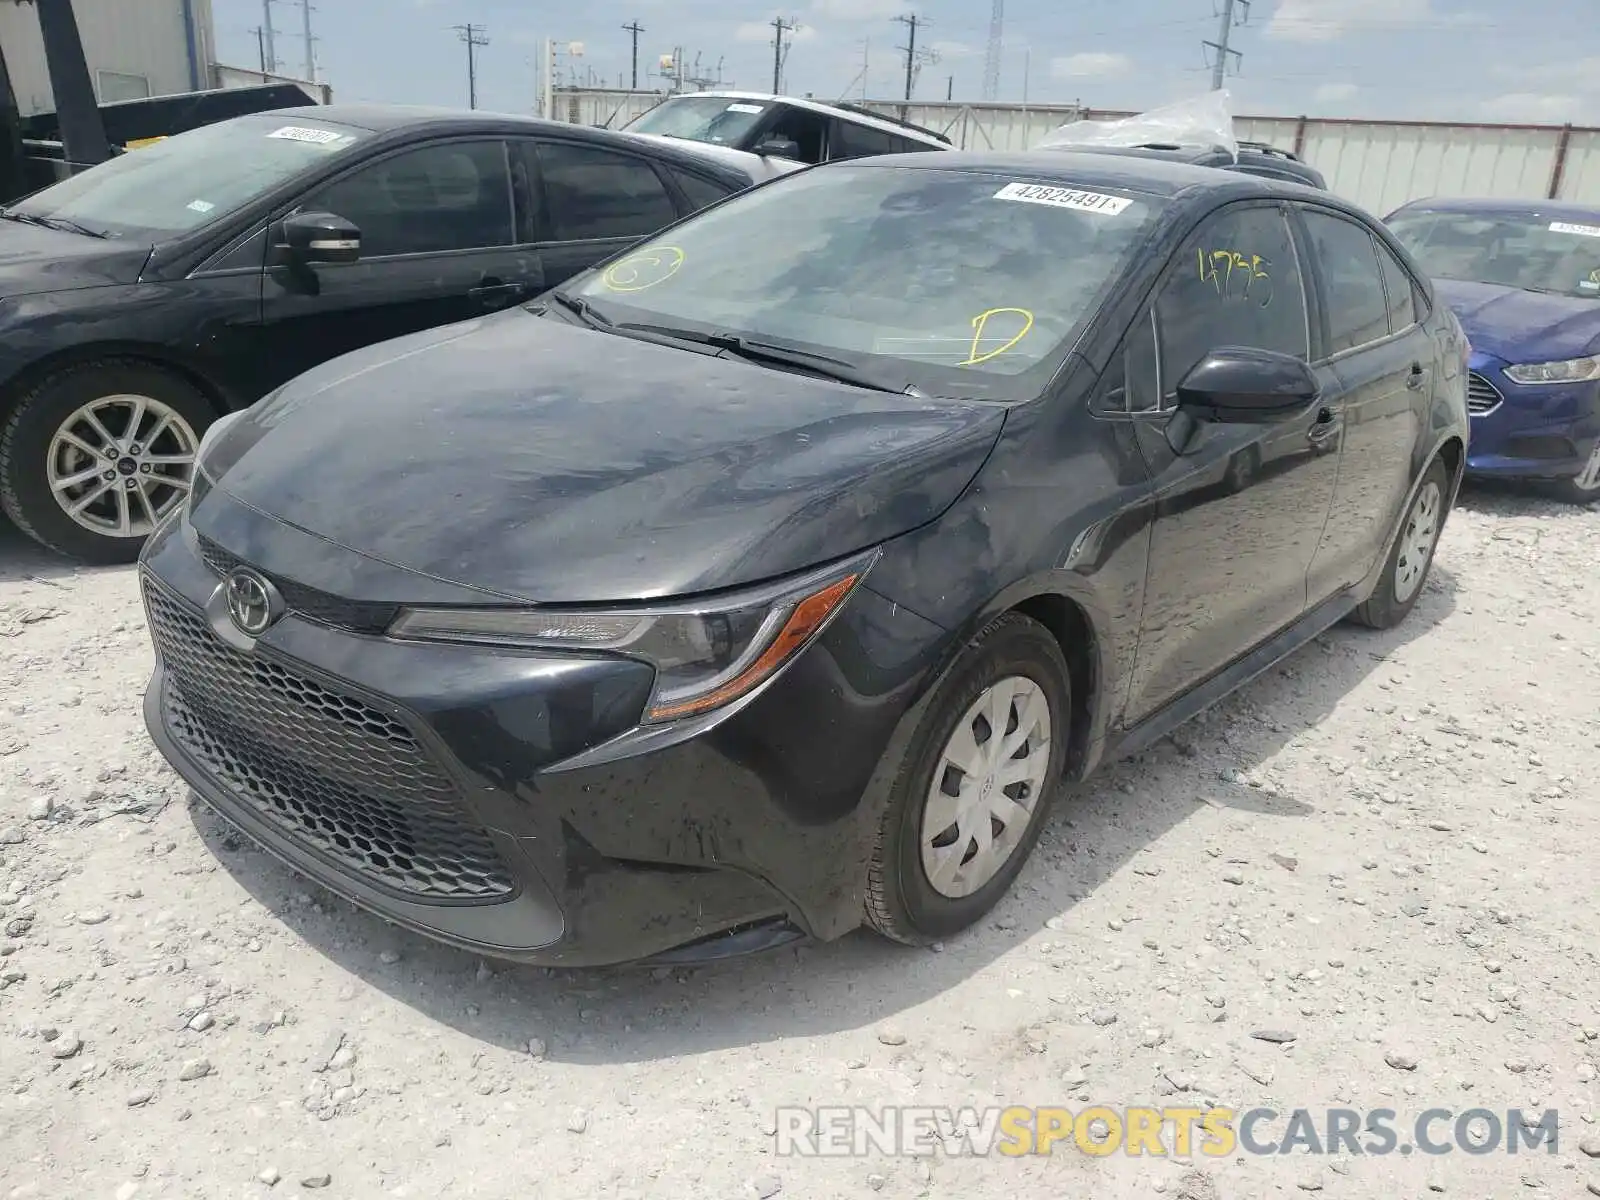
[763,107,829,164]
[300,140,513,258]
[1375,239,1418,332]
[1300,210,1392,354]
[830,121,899,161]
[535,142,678,242]
[665,166,737,213]
[1153,204,1309,404]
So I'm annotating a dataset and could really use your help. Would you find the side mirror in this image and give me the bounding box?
[1175,346,1319,423]
[753,136,801,160]
[280,210,361,265]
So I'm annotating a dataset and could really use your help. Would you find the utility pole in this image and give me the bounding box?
[894,13,937,120]
[1204,0,1249,90]
[455,24,489,109]
[250,26,267,77]
[981,0,1003,102]
[622,20,644,89]
[260,0,278,74]
[770,16,797,93]
[299,0,316,83]
[946,74,953,100]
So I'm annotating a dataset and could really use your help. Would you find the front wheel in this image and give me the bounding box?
[1547,439,1600,505]
[0,360,213,564]
[1349,456,1451,630]
[864,612,1070,945]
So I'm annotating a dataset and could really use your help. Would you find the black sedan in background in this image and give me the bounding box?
[0,105,783,564]
[141,153,1468,967]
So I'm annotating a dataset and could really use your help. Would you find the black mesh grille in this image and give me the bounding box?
[145,578,514,901]
[1467,372,1503,416]
[196,535,399,634]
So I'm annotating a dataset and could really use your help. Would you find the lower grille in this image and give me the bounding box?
[145,579,513,901]
[1467,372,1503,416]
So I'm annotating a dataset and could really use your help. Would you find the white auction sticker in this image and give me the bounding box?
[726,102,766,114]
[1550,221,1600,238]
[267,126,344,144]
[186,199,216,214]
[993,182,1132,215]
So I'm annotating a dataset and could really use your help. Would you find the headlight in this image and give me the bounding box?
[387,549,880,723]
[1503,356,1600,385]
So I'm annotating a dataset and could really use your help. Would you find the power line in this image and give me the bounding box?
[982,0,1003,102]
[454,23,489,109]
[1204,0,1250,89]
[622,20,644,89]
[770,16,798,93]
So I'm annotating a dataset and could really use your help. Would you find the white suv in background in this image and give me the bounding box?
[621,91,951,166]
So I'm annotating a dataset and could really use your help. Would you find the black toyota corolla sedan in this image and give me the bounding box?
[140,152,1469,967]
[0,105,785,564]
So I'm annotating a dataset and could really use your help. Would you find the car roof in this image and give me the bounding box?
[1388,195,1600,221]
[648,90,950,147]
[843,149,1289,197]
[237,103,766,182]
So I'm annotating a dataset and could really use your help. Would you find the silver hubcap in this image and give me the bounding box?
[1393,480,1442,604]
[920,675,1052,899]
[1575,440,1600,492]
[47,394,199,539]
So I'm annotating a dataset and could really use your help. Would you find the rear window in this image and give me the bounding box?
[665,166,736,212]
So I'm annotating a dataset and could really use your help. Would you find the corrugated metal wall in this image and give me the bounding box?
[0,0,215,115]
[554,88,1600,214]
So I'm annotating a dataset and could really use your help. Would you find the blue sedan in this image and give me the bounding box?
[1386,198,1600,504]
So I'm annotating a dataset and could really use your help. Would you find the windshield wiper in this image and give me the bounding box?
[615,324,907,393]
[0,210,108,239]
[544,290,615,329]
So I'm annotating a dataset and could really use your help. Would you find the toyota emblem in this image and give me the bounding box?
[224,567,283,637]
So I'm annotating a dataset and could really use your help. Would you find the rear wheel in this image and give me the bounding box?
[864,612,1070,945]
[1349,456,1451,630]
[1547,439,1600,505]
[0,360,212,564]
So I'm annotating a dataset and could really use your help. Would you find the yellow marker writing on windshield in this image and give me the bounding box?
[959,307,1035,366]
[601,246,685,292]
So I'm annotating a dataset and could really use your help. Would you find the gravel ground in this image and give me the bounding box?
[0,485,1597,1200]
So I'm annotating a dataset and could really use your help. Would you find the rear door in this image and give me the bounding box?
[254,138,544,388]
[1296,206,1431,601]
[1120,200,1344,723]
[517,138,684,287]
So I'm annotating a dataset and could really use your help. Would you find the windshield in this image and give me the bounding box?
[565,165,1162,399]
[1386,208,1600,299]
[624,96,772,147]
[5,113,371,241]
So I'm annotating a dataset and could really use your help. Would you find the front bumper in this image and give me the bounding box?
[139,510,947,967]
[1464,360,1600,480]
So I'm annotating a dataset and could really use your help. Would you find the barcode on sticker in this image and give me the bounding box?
[1550,221,1600,238]
[726,102,765,114]
[993,182,1132,215]
[267,126,343,144]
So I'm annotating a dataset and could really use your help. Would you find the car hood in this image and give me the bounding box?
[1431,277,1600,363]
[202,309,1007,603]
[0,219,150,296]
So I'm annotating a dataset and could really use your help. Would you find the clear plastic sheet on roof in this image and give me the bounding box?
[1034,90,1239,160]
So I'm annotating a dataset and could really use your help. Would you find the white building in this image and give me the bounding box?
[0,0,327,117]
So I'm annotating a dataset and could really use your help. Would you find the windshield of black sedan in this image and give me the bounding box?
[1386,208,1600,298]
[567,165,1159,389]
[4,113,370,240]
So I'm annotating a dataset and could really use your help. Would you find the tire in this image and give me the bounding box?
[1546,439,1600,505]
[1349,455,1451,630]
[864,611,1071,945]
[0,360,215,565]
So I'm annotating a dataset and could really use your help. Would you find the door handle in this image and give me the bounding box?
[468,278,526,306]
[1407,364,1431,391]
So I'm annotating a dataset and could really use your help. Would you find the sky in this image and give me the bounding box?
[211,0,1600,126]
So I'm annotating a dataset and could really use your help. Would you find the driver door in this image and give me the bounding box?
[1120,201,1344,723]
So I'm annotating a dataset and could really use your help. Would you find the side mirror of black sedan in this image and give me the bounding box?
[753,136,802,160]
[280,211,362,265]
[1175,346,1319,423]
